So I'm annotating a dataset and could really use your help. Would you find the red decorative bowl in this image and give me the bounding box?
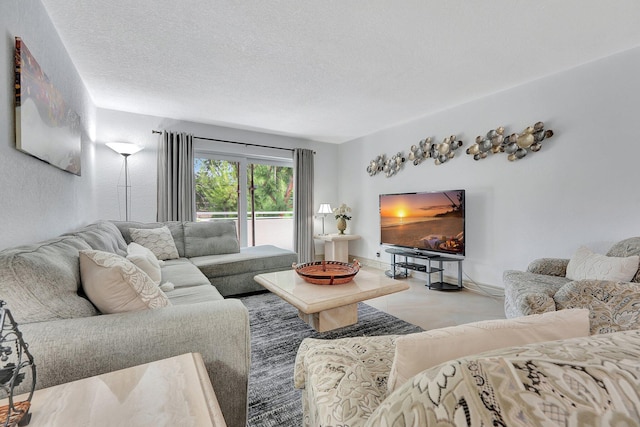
[293,260,361,285]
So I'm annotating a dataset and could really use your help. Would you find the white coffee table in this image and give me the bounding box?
[254,268,409,332]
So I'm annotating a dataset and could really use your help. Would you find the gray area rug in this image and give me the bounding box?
[239,292,423,427]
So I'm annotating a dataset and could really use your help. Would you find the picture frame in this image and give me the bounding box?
[14,37,82,176]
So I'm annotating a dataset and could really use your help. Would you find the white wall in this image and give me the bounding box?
[339,46,640,287]
[0,0,97,250]
[94,108,339,253]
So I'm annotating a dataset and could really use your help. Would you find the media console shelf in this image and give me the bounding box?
[385,247,463,291]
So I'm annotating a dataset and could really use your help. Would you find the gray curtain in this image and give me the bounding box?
[294,148,315,263]
[157,131,196,222]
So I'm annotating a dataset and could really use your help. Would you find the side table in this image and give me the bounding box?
[0,353,226,426]
[314,234,361,263]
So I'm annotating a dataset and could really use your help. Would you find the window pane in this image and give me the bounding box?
[247,163,294,250]
[194,158,239,224]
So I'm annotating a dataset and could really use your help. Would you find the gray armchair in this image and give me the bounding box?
[503,237,640,321]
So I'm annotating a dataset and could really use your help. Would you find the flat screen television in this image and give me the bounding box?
[379,189,465,256]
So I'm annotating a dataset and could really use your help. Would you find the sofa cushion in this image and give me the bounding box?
[554,280,640,334]
[111,221,185,257]
[126,242,162,284]
[191,245,297,278]
[165,285,224,305]
[160,258,211,288]
[79,250,171,314]
[129,226,180,260]
[183,221,240,257]
[64,220,128,257]
[566,246,639,282]
[607,236,640,282]
[0,236,99,324]
[387,308,590,392]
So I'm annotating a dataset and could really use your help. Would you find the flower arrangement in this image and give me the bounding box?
[333,203,352,221]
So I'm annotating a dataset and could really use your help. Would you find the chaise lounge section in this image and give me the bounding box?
[112,220,298,296]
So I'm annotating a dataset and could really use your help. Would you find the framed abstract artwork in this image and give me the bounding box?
[14,37,82,175]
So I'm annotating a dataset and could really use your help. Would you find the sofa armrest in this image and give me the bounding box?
[504,291,556,318]
[295,335,399,389]
[295,335,399,427]
[19,299,250,427]
[526,258,569,277]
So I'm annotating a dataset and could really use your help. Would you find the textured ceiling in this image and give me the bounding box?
[41,1,640,143]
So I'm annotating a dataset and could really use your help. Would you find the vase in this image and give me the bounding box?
[336,218,347,235]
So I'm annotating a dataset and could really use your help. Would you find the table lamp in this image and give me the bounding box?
[317,203,333,235]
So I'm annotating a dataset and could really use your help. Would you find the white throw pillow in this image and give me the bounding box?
[79,250,171,314]
[127,242,162,285]
[129,226,179,260]
[387,308,590,393]
[566,246,639,282]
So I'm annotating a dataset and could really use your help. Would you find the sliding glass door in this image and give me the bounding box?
[194,155,294,250]
[247,163,294,248]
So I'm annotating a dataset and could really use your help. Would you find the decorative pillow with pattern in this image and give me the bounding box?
[126,242,162,284]
[566,246,639,282]
[79,250,171,314]
[129,226,179,260]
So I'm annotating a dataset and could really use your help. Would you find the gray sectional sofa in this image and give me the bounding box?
[112,220,298,296]
[0,219,297,427]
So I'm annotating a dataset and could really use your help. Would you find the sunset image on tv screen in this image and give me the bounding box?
[380,190,464,255]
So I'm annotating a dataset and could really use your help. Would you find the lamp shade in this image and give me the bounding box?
[318,203,333,214]
[106,142,143,156]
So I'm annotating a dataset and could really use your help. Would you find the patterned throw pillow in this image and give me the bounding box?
[79,250,171,314]
[129,226,179,260]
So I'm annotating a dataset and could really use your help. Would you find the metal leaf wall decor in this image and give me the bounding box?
[466,122,554,161]
[408,135,463,166]
[408,137,432,165]
[366,152,407,177]
[365,120,555,177]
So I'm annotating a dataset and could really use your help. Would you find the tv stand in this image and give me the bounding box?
[385,248,463,291]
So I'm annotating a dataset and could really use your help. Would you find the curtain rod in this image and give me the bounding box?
[152,129,303,153]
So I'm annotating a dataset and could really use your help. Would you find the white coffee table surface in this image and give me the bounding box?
[254,268,409,314]
[1,353,225,427]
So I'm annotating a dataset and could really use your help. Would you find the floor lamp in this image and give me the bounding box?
[106,142,143,221]
[317,203,333,235]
